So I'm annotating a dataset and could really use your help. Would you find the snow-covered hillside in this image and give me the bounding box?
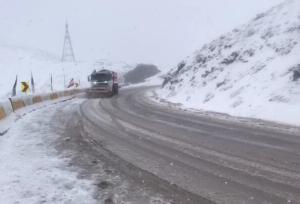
[0,45,133,99]
[158,0,300,125]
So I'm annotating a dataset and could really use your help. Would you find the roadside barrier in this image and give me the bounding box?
[41,93,51,101]
[11,99,26,111]
[32,95,43,104]
[0,99,14,119]
[0,106,6,120]
[50,93,59,100]
[0,88,85,121]
[57,91,65,98]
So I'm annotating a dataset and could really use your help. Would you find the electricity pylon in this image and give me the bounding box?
[61,22,75,62]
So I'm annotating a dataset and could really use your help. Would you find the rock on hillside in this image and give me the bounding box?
[158,0,300,125]
[124,64,160,84]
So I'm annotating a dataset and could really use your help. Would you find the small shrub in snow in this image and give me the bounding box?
[195,54,207,64]
[293,68,300,81]
[232,28,240,33]
[269,95,289,103]
[261,29,274,39]
[189,76,195,82]
[230,87,244,98]
[216,79,227,88]
[204,93,214,103]
[219,84,233,92]
[170,78,180,85]
[231,99,243,108]
[224,44,233,49]
[175,61,186,75]
[209,44,216,52]
[221,52,239,65]
[243,49,255,57]
[285,25,300,33]
[246,29,256,37]
[267,39,297,55]
[201,67,216,78]
[254,13,265,21]
[250,63,266,75]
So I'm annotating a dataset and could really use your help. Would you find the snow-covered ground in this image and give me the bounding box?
[0,99,96,204]
[158,0,300,126]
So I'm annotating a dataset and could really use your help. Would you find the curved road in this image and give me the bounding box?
[79,86,300,204]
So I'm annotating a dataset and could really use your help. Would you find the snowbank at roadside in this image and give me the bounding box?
[0,99,96,204]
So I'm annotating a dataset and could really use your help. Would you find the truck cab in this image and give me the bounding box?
[88,69,119,97]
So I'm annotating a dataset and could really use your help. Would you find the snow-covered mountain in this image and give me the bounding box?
[158,0,300,125]
[0,45,133,99]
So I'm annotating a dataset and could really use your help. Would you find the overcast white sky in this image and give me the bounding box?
[0,0,284,69]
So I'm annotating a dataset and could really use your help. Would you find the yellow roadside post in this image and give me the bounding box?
[21,82,30,93]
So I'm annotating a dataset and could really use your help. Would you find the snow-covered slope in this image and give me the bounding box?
[158,0,300,125]
[0,45,133,99]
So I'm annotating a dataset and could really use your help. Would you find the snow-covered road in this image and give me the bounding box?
[0,99,96,204]
[80,86,300,204]
[1,86,300,204]
[0,96,171,204]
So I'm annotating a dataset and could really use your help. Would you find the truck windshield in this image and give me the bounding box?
[91,73,112,82]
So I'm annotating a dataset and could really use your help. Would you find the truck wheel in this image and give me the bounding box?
[114,86,119,95]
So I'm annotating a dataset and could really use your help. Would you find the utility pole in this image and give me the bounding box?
[61,22,76,62]
[63,68,66,88]
[50,74,53,91]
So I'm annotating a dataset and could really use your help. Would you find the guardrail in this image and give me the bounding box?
[0,88,85,121]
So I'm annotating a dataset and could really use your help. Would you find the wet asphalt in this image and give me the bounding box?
[58,86,300,204]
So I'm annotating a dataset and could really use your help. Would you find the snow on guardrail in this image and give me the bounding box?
[0,88,85,121]
[0,99,14,120]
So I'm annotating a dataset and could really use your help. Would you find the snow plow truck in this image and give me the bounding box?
[87,69,119,97]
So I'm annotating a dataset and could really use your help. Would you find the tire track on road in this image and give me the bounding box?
[80,87,300,204]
